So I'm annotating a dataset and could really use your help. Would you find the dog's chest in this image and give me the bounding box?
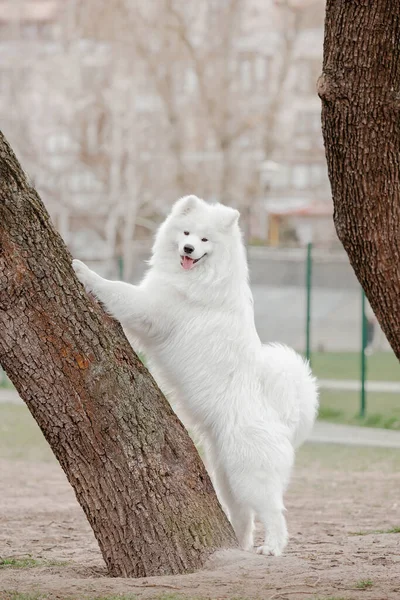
[152,308,240,396]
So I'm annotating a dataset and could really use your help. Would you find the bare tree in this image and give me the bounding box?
[0,130,237,577]
[4,0,167,277]
[318,0,400,359]
[3,0,324,263]
[132,0,322,235]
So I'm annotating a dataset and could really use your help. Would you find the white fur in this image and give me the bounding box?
[72,195,318,556]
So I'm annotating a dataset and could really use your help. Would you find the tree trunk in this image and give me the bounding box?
[0,131,237,577]
[318,0,400,360]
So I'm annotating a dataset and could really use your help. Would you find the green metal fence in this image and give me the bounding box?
[304,242,399,426]
[1,249,399,432]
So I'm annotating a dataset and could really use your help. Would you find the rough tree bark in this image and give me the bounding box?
[318,0,400,359]
[0,131,237,577]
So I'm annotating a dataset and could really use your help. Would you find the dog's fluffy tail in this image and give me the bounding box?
[260,343,319,448]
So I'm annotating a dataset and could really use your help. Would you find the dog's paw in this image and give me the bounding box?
[256,544,283,557]
[72,259,97,292]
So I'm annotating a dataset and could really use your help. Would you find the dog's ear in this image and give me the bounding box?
[224,207,240,229]
[172,195,200,216]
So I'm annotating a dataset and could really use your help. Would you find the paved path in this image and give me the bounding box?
[319,378,400,393]
[310,420,400,449]
[2,388,400,449]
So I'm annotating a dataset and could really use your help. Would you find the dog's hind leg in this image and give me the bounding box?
[230,469,288,555]
[207,453,254,550]
[216,466,254,550]
[253,482,288,556]
[229,500,254,551]
[224,428,294,556]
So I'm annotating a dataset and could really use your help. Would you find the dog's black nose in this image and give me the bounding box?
[184,244,194,254]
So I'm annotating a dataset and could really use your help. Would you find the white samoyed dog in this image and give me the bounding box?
[73,195,318,556]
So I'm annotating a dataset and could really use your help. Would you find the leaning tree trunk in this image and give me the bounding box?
[0,131,237,577]
[318,0,400,359]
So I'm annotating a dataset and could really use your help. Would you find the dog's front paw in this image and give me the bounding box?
[72,259,98,293]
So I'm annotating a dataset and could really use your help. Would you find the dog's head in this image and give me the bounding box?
[151,195,243,279]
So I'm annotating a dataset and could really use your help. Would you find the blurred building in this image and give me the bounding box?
[0,0,335,269]
[244,0,332,245]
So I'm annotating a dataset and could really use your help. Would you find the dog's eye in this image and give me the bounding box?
[201,237,208,242]
[184,231,189,236]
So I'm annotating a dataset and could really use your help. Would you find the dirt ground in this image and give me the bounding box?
[1,443,400,600]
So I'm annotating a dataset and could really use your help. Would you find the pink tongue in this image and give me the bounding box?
[182,256,195,270]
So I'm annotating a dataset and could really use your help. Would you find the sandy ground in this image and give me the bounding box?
[1,445,400,600]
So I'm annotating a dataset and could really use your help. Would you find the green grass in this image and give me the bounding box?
[1,595,201,600]
[0,556,67,569]
[298,351,400,430]
[93,597,264,600]
[0,557,41,569]
[304,597,350,600]
[318,389,400,430]
[0,404,54,462]
[0,372,13,389]
[355,579,373,590]
[311,351,400,381]
[93,596,184,600]
[2,403,400,472]
[0,596,184,600]
[350,526,400,536]
[93,596,140,600]
[0,591,184,600]
[0,595,353,600]
[297,442,400,473]
[93,597,136,600]
[0,594,46,600]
